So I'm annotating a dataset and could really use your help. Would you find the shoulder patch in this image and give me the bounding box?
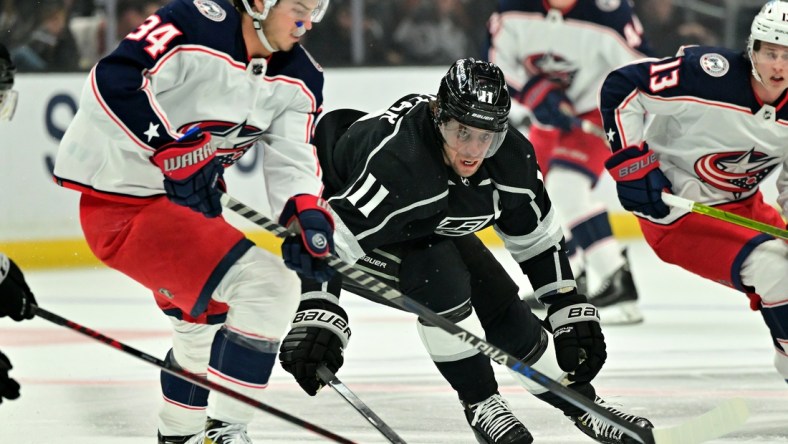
[699,53,729,77]
[193,0,226,22]
[595,0,621,12]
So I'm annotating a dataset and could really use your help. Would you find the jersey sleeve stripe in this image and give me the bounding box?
[90,66,156,152]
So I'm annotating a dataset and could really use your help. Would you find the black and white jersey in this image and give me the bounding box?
[319,94,574,298]
[600,46,788,223]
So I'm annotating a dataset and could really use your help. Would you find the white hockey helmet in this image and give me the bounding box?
[234,0,329,52]
[748,1,788,80]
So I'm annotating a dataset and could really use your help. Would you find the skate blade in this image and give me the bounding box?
[598,301,643,325]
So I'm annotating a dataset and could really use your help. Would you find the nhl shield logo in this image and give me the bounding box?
[194,0,226,22]
[700,53,729,77]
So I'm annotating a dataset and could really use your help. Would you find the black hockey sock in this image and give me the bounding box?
[434,353,498,404]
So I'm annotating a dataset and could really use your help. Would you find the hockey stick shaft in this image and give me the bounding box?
[33,306,356,444]
[221,193,654,444]
[316,366,406,444]
[661,193,788,241]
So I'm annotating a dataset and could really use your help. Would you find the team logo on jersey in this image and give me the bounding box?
[194,0,226,22]
[180,120,264,166]
[524,53,578,88]
[435,215,493,236]
[694,148,778,195]
[595,0,621,12]
[699,53,729,77]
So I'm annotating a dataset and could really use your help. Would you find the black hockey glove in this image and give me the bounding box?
[518,76,575,132]
[0,350,20,403]
[278,194,336,283]
[279,298,350,396]
[546,294,606,383]
[0,254,37,321]
[151,128,224,218]
[605,143,672,219]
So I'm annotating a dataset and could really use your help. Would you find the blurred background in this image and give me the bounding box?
[0,0,771,72]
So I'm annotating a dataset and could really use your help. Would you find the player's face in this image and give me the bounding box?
[440,120,495,177]
[753,42,788,92]
[263,0,319,51]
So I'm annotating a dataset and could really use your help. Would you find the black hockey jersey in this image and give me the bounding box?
[319,94,575,298]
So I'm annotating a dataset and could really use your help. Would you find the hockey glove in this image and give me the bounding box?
[151,128,224,218]
[518,76,575,132]
[278,194,336,283]
[0,350,20,403]
[546,294,606,383]
[605,144,672,219]
[279,298,350,396]
[0,254,37,321]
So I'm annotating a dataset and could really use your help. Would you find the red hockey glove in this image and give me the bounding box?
[151,128,224,218]
[518,76,575,132]
[278,194,336,282]
[605,143,672,219]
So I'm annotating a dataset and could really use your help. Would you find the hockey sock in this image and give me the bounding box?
[207,326,278,424]
[434,353,498,405]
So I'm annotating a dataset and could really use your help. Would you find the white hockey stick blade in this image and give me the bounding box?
[660,193,694,211]
[651,398,749,444]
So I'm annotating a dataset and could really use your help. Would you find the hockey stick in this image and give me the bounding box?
[316,365,406,444]
[661,193,788,241]
[33,306,356,444]
[221,192,749,444]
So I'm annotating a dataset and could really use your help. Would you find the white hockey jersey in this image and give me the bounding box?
[600,46,788,224]
[53,0,324,217]
[487,0,650,115]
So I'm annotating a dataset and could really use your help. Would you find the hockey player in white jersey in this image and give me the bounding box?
[53,0,335,442]
[487,0,652,324]
[600,0,788,383]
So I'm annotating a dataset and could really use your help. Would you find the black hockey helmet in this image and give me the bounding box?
[435,58,510,133]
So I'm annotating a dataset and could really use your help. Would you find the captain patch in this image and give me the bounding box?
[194,0,226,22]
[699,53,729,77]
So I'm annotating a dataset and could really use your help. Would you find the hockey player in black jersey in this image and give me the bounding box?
[278,58,653,444]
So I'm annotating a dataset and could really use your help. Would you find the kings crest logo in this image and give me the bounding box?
[699,53,729,77]
[436,215,493,236]
[694,148,778,196]
[194,0,226,22]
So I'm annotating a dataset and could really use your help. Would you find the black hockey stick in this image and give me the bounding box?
[222,193,750,444]
[33,306,356,444]
[316,365,406,444]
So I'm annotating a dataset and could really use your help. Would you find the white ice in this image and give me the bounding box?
[0,241,786,443]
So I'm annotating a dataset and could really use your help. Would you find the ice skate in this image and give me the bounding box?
[462,393,533,444]
[521,271,587,311]
[569,396,653,444]
[204,418,253,444]
[157,430,205,444]
[589,249,643,325]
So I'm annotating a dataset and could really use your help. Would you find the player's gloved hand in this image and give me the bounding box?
[151,128,224,218]
[278,194,336,283]
[279,297,350,396]
[0,350,21,403]
[546,293,606,383]
[605,143,672,219]
[0,253,37,321]
[519,76,575,132]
